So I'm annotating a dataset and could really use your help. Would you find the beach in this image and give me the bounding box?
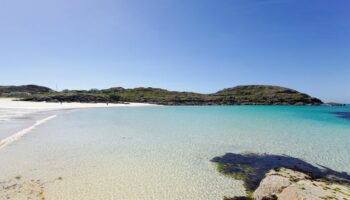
[0,98,153,110]
[1,0,348,198]
[0,98,155,148]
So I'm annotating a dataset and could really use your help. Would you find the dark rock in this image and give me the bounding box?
[324,102,346,106]
[211,153,350,194]
[224,196,252,200]
[333,112,350,120]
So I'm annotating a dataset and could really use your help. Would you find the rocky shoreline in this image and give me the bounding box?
[254,168,350,200]
[1,84,325,105]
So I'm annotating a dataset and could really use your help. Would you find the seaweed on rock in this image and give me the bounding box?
[211,153,350,195]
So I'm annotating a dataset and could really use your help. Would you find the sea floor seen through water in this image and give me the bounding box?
[0,106,349,200]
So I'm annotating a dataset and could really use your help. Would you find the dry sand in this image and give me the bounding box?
[0,98,155,110]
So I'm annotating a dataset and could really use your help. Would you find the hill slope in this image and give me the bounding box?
[213,85,322,105]
[0,85,53,97]
[13,84,323,105]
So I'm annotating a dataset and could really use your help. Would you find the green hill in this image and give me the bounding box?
[0,85,53,97]
[213,85,322,105]
[11,84,323,105]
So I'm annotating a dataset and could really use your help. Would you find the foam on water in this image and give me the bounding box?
[0,108,59,141]
[0,115,56,149]
[0,106,349,200]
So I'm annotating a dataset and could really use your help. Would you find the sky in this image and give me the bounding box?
[0,0,349,102]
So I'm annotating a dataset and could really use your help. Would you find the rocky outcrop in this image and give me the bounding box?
[211,153,350,200]
[254,168,350,200]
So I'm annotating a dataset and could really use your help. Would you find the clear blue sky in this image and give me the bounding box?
[0,0,349,102]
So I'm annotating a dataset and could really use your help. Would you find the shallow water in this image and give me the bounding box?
[0,106,349,199]
[0,109,56,140]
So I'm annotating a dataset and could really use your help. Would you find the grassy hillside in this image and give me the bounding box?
[10,85,323,105]
[0,85,53,97]
[213,85,322,105]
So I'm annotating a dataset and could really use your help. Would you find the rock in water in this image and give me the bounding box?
[254,168,350,200]
[211,153,350,200]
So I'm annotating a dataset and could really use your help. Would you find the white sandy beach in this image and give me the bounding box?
[0,98,154,110]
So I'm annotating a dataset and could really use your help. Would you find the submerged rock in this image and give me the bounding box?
[211,153,350,200]
[333,112,350,120]
[324,102,346,106]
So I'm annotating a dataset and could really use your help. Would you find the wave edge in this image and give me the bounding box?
[0,115,57,149]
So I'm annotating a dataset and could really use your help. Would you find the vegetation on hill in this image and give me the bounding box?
[0,84,323,105]
[0,85,53,97]
[213,85,323,105]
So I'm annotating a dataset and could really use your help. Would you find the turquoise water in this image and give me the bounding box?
[0,106,349,199]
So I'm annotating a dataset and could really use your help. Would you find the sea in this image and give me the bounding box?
[0,106,349,199]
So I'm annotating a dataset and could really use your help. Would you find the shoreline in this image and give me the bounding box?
[0,115,57,149]
[0,98,156,110]
[0,98,157,149]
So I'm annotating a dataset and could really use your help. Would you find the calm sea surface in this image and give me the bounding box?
[0,106,349,199]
